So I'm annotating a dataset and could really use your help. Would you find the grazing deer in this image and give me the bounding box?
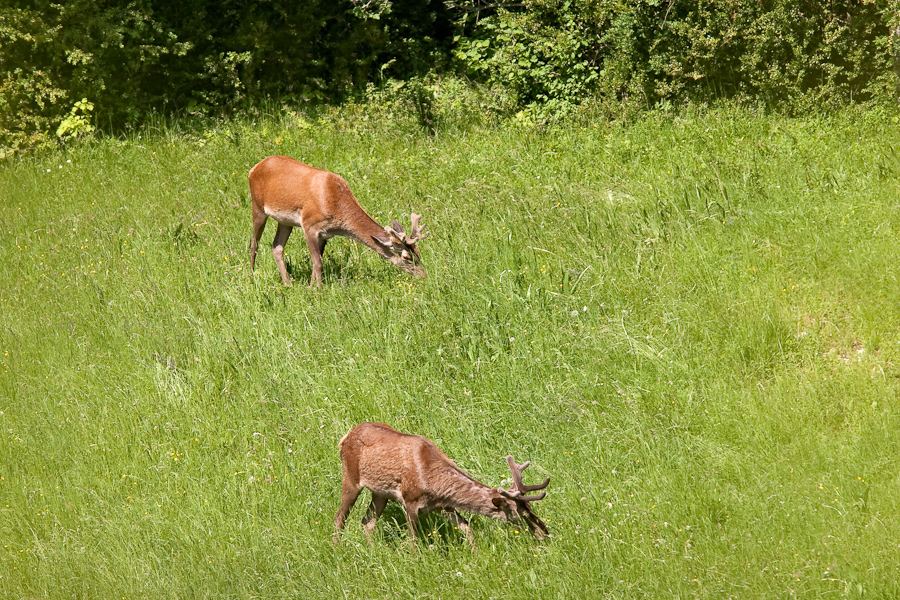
[248,156,429,287]
[333,422,550,546]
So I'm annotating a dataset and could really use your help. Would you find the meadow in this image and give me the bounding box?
[2,102,900,598]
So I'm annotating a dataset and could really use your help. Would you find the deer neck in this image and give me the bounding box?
[433,468,500,517]
[338,208,393,260]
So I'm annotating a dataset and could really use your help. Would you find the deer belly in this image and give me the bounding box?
[264,207,304,228]
[359,475,405,502]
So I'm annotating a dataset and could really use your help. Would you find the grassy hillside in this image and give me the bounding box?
[2,104,900,598]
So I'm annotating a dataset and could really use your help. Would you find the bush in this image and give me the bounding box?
[457,0,899,116]
[0,1,189,152]
[0,0,455,152]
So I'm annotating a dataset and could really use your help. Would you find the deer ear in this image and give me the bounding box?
[373,235,392,248]
[492,496,506,509]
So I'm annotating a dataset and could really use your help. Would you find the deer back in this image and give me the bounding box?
[339,423,475,500]
[248,156,373,232]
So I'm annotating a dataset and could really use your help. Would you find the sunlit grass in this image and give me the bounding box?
[2,104,900,598]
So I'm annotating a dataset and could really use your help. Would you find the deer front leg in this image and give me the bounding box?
[444,509,476,547]
[304,229,327,289]
[402,502,422,548]
[271,223,293,286]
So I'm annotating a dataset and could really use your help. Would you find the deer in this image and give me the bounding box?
[333,422,550,547]
[248,156,429,287]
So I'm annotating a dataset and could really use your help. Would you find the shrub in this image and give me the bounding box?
[457,0,898,116]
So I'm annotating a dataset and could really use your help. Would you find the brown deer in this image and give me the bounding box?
[333,422,550,546]
[248,156,429,287]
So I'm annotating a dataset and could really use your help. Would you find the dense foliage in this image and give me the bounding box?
[0,0,454,151]
[1,0,899,150]
[460,0,899,119]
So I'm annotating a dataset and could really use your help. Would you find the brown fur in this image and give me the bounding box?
[333,422,549,546]
[248,156,427,287]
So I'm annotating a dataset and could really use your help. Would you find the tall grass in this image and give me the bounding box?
[2,103,900,598]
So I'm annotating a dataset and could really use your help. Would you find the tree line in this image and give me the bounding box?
[1,0,898,151]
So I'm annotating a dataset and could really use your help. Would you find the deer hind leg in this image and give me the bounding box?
[271,222,293,286]
[361,493,390,540]
[250,206,267,273]
[444,509,476,546]
[333,481,363,544]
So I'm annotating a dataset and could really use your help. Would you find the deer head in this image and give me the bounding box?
[493,455,551,539]
[374,213,429,278]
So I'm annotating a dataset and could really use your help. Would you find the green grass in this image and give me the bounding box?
[2,103,900,598]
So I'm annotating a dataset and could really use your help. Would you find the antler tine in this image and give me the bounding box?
[386,215,427,245]
[384,219,409,244]
[503,455,550,499]
[407,213,429,244]
[498,487,547,503]
[410,213,424,236]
